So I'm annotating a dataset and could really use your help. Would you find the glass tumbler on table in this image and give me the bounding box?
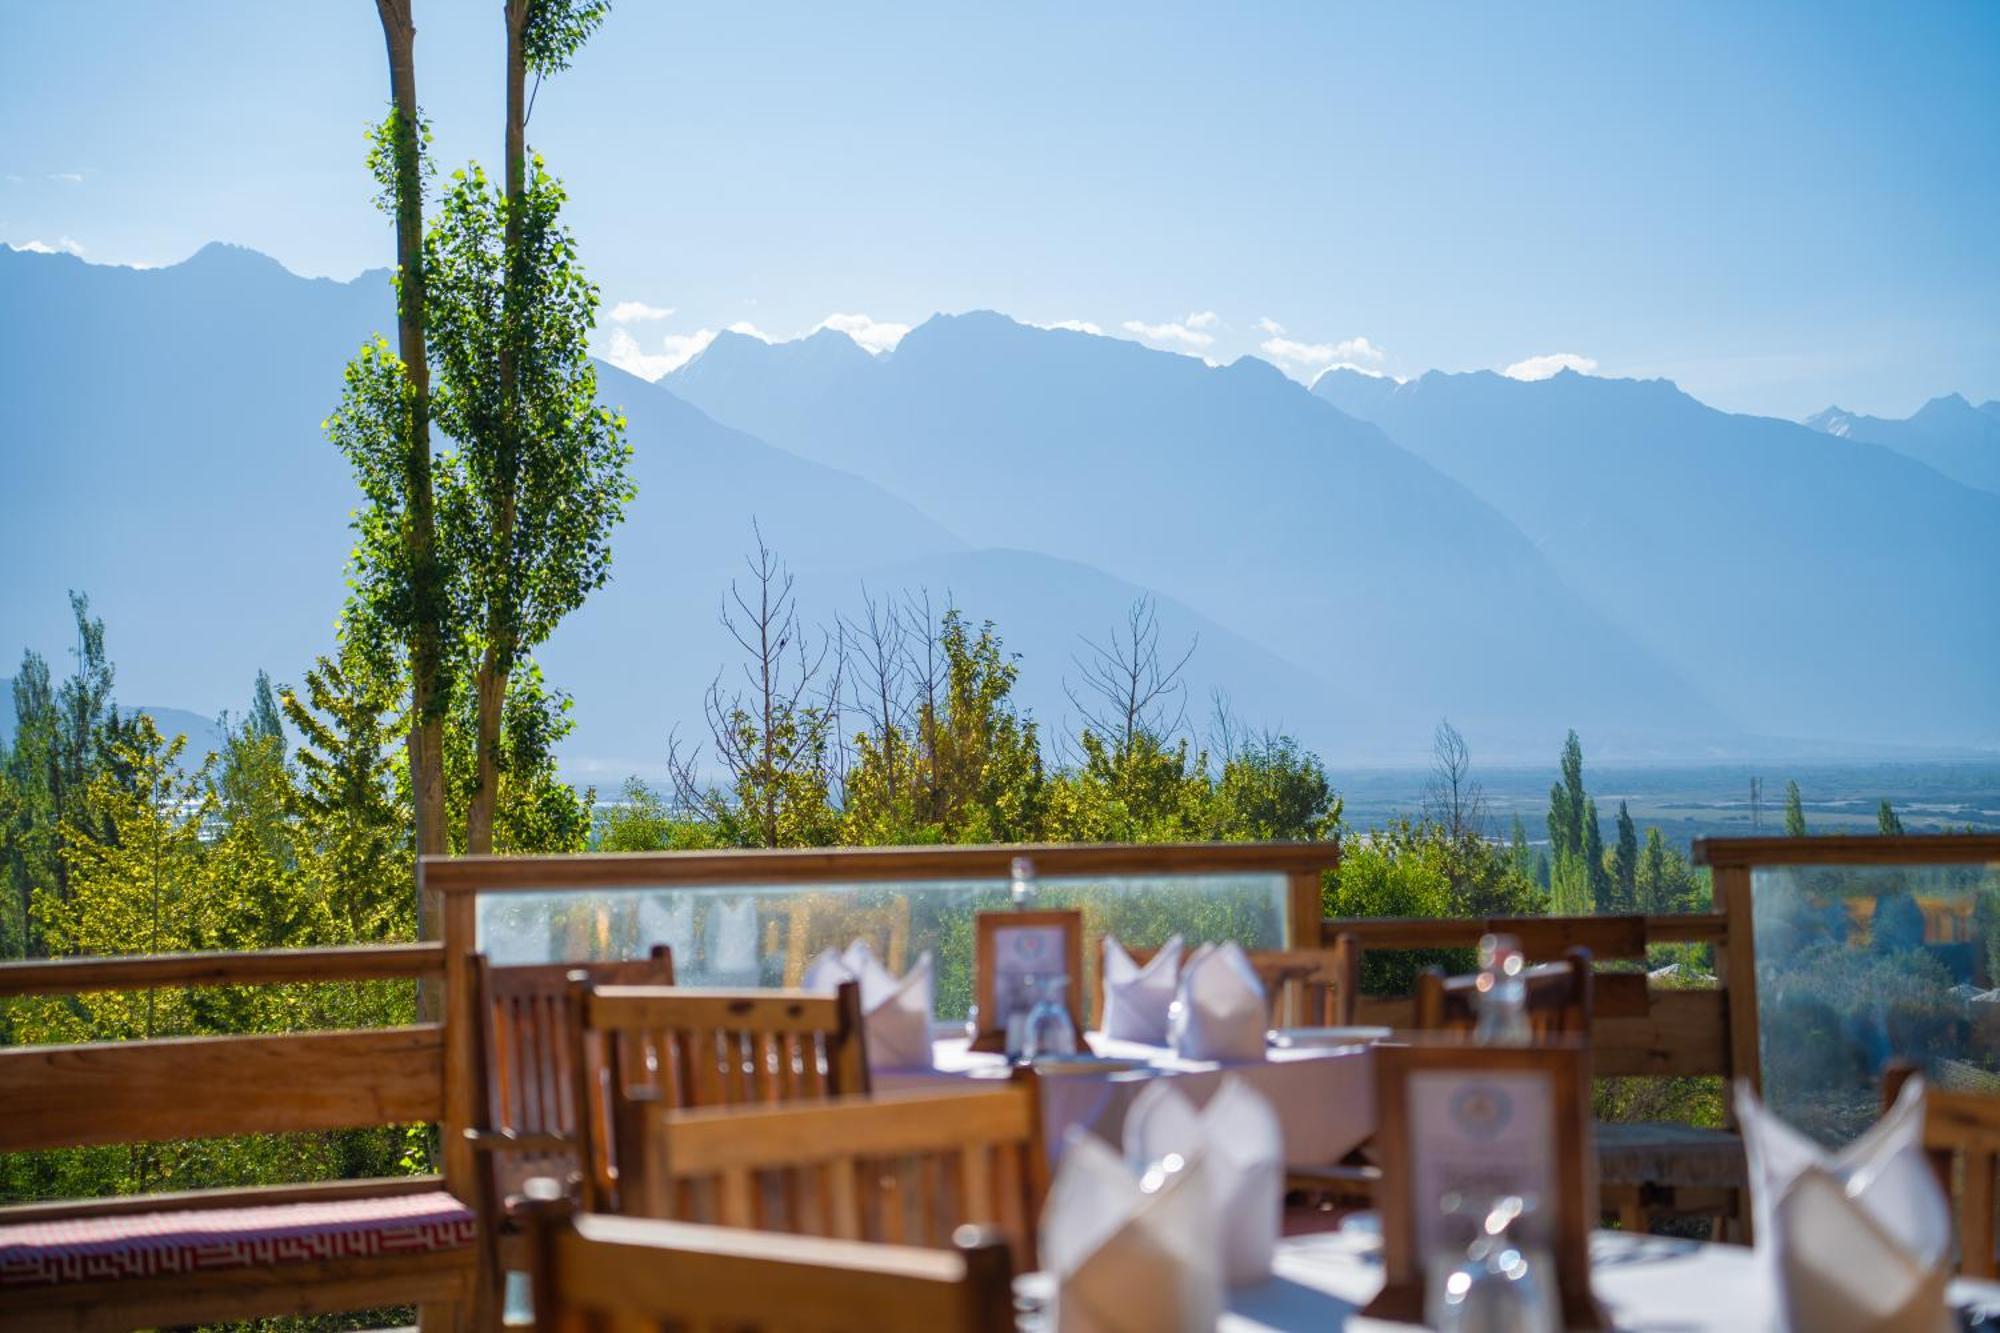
[1022,974,1078,1061]
[1426,1194,1556,1333]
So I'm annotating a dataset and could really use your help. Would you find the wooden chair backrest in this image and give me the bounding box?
[639,1081,1048,1273]
[524,1190,1015,1333]
[1335,913,1737,1082]
[1884,1062,2000,1278]
[1090,935,1359,1030]
[570,981,871,1210]
[477,947,676,1141]
[1413,946,1595,1040]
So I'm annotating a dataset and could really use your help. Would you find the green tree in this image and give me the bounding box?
[1546,729,1596,913]
[1611,800,1639,911]
[1877,800,1905,835]
[282,641,412,944]
[845,605,1044,844]
[364,0,452,883]
[1784,779,1808,837]
[427,152,631,855]
[1207,734,1342,842]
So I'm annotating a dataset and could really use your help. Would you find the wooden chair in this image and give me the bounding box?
[1341,913,1751,1239]
[1884,1061,2000,1277]
[567,980,871,1211]
[521,1181,1014,1333]
[633,1080,1049,1273]
[1090,936,1360,1031]
[466,947,673,1320]
[1413,946,1595,1040]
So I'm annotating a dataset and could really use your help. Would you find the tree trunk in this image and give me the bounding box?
[467,1,531,855]
[375,0,448,972]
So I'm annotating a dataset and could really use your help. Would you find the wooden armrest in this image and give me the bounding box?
[463,1128,574,1155]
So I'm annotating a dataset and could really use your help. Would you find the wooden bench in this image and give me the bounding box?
[1335,911,1754,1237]
[0,944,472,1333]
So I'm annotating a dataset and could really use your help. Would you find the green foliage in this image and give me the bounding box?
[1878,799,1905,835]
[1785,778,1808,836]
[521,0,612,75]
[1611,800,1638,911]
[427,160,632,672]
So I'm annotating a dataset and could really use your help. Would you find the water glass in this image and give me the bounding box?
[1022,974,1078,1061]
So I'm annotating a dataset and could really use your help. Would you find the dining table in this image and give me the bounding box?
[1017,1226,2000,1330]
[874,1030,1380,1168]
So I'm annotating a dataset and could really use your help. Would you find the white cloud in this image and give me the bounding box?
[1260,333,1385,372]
[49,172,83,185]
[726,321,771,341]
[609,300,673,324]
[8,236,85,256]
[815,311,911,355]
[1122,313,1218,354]
[1502,352,1598,381]
[1029,318,1105,336]
[1255,316,1286,336]
[604,326,719,381]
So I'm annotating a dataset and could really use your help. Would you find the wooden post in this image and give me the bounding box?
[1713,864,1761,1102]
[439,861,479,1198]
[1286,867,1327,950]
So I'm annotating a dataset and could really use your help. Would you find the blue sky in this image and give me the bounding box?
[3,1,1995,418]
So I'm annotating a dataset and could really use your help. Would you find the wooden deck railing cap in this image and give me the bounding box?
[1693,833,2000,868]
[418,839,1341,893]
[0,941,445,998]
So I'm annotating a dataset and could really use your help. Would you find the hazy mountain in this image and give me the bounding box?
[668,313,1724,759]
[0,247,966,770]
[0,679,227,761]
[3,246,1347,775]
[1804,395,2000,497]
[1313,367,2000,750]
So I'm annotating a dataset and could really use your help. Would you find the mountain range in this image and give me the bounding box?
[4,242,1996,774]
[1803,395,2000,498]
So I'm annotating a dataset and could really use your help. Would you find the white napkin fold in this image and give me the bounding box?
[1736,1076,1954,1333]
[802,939,935,1071]
[1101,934,1183,1045]
[1040,1130,1223,1333]
[1123,1075,1282,1285]
[1168,940,1267,1063]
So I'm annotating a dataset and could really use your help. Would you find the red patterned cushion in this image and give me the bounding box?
[0,1191,476,1289]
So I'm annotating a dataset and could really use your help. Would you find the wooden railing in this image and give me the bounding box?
[0,942,447,1159]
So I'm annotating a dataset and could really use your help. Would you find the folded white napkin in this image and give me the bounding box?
[637,893,694,965]
[1736,1076,1953,1333]
[802,939,935,1071]
[1169,940,1267,1063]
[1101,934,1183,1045]
[1124,1075,1281,1284]
[1040,1130,1223,1333]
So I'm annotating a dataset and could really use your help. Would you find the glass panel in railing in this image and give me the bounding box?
[1753,859,2000,1146]
[472,870,1291,1022]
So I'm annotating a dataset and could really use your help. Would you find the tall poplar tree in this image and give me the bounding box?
[1612,800,1639,911]
[1784,780,1808,837]
[443,0,627,854]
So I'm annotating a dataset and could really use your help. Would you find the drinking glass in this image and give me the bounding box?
[1426,1194,1557,1333]
[1022,975,1078,1061]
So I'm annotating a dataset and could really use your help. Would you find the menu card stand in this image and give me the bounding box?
[971,908,1087,1054]
[1364,1039,1606,1330]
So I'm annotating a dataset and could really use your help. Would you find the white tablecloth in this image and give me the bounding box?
[875,1034,1375,1168]
[1214,1229,2000,1330]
